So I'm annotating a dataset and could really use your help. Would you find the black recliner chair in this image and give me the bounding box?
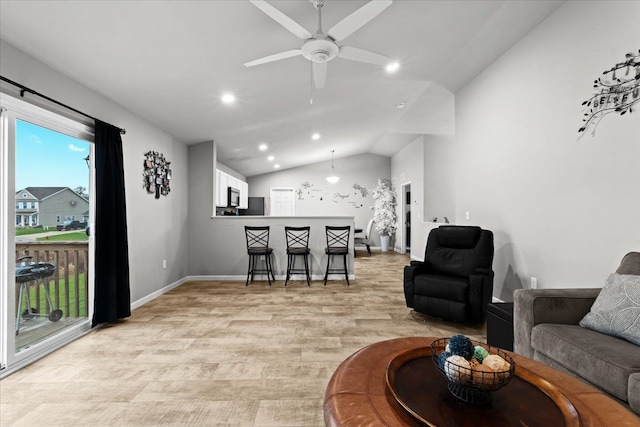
[403,225,494,323]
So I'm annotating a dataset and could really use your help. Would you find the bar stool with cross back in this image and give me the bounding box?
[284,226,311,286]
[323,225,351,286]
[244,226,276,286]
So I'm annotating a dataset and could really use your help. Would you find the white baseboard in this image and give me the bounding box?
[130,277,189,310]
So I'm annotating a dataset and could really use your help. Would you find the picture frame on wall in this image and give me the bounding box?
[143,150,172,199]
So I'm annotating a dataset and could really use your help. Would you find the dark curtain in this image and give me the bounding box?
[92,120,131,326]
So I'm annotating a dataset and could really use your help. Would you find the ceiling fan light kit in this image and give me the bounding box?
[245,0,396,89]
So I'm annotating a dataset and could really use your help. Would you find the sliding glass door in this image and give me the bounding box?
[0,94,94,374]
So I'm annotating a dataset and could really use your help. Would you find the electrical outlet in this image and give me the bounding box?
[465,211,470,220]
[162,259,167,269]
[530,276,537,289]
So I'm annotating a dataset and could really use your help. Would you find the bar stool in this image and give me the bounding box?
[284,226,311,286]
[244,226,275,286]
[323,225,351,286]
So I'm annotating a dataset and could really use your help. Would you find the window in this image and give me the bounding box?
[22,193,27,198]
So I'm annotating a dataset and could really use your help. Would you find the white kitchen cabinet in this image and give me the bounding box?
[216,169,229,207]
[238,180,248,209]
[216,168,248,209]
[228,176,239,192]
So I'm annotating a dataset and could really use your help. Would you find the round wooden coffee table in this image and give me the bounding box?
[323,337,639,427]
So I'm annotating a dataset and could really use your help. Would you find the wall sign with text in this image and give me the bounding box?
[579,50,639,135]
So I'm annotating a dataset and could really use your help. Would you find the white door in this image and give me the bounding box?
[270,188,295,216]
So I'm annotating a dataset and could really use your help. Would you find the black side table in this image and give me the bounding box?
[487,302,514,351]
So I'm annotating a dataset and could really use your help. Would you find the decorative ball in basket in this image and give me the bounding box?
[431,335,515,404]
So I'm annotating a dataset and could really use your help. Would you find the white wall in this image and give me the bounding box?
[391,136,426,256]
[455,1,640,300]
[247,153,390,247]
[1,40,190,303]
[423,134,456,223]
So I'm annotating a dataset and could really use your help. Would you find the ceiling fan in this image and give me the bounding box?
[244,0,397,89]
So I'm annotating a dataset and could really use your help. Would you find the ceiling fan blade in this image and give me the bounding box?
[327,0,392,41]
[313,61,327,89]
[244,49,302,67]
[250,0,312,40]
[339,45,394,66]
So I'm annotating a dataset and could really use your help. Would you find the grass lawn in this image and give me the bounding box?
[20,274,88,318]
[37,232,88,242]
[15,228,50,236]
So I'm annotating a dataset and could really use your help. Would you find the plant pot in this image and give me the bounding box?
[380,235,391,252]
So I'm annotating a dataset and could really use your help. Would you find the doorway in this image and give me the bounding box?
[400,183,411,255]
[270,188,295,216]
[1,95,94,375]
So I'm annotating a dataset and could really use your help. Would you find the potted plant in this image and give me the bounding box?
[371,178,398,251]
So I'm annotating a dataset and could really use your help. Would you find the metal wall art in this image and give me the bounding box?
[143,151,172,199]
[579,49,640,135]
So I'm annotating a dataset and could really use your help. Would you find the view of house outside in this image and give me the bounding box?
[16,120,89,191]
[15,119,90,237]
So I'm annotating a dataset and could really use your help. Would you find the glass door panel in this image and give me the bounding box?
[14,119,91,352]
[1,95,94,374]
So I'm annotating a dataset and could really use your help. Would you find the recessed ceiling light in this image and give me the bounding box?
[396,102,406,109]
[274,164,280,169]
[386,62,400,73]
[258,143,268,151]
[221,93,236,104]
[312,133,321,140]
[267,155,275,161]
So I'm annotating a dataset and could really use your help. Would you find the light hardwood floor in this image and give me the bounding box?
[1,250,485,426]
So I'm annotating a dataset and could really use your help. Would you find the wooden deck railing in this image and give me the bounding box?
[15,242,89,318]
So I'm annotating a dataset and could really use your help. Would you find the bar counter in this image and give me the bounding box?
[188,216,355,281]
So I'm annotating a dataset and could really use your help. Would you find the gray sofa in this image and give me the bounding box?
[514,252,640,415]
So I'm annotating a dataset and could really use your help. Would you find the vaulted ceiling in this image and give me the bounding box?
[0,0,564,177]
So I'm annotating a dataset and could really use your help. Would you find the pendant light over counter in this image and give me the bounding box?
[326,150,339,183]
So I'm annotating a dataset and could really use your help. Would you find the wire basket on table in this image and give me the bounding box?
[431,337,515,404]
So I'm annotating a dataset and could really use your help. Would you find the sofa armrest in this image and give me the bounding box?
[468,271,494,323]
[513,288,601,358]
[403,263,427,308]
[405,261,440,308]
